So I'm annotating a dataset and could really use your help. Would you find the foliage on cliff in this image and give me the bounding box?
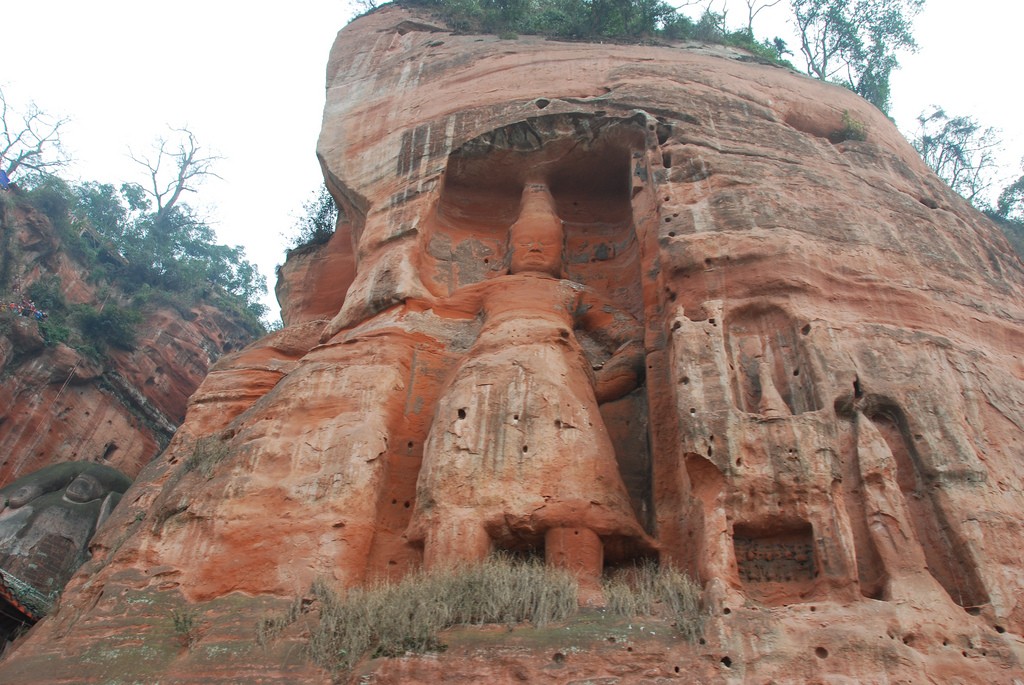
[399,0,793,64]
[287,185,338,254]
[0,175,266,362]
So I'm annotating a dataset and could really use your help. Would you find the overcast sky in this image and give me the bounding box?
[3,1,1020,322]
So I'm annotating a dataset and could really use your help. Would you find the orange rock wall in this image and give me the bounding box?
[2,6,1023,682]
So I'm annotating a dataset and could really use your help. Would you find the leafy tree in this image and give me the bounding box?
[1,86,70,183]
[789,0,924,112]
[996,166,1024,223]
[288,185,339,251]
[913,106,1000,206]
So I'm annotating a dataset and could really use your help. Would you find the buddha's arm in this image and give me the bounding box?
[576,291,645,404]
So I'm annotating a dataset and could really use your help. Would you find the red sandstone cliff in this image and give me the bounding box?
[1,5,1023,683]
[0,196,258,485]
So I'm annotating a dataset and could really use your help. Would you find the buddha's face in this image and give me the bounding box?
[509,185,564,277]
[65,473,105,503]
[510,223,562,276]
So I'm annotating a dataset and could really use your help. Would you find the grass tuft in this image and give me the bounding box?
[603,560,704,641]
[305,554,577,672]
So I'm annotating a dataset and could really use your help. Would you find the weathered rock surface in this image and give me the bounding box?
[2,5,1024,682]
[0,199,258,484]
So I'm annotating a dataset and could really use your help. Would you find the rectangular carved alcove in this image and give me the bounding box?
[733,521,817,604]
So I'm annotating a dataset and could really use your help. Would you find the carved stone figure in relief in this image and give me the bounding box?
[408,183,653,585]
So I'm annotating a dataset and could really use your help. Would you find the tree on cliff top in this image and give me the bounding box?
[14,129,269,337]
[0,87,70,183]
[789,0,924,113]
[913,106,1001,206]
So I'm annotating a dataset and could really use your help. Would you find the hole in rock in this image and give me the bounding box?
[674,666,680,673]
[662,152,673,168]
[815,647,828,659]
[458,408,467,419]
[522,445,529,453]
[995,625,1006,634]
[656,123,672,145]
[552,652,565,663]
[404,501,411,508]
[668,231,676,237]
[721,656,732,668]
[723,607,731,615]
[680,374,689,383]
[535,98,550,109]
[801,323,811,335]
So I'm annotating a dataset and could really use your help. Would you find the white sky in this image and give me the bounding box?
[2,1,1021,323]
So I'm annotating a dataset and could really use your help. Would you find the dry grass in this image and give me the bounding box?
[257,597,303,647]
[603,560,704,641]
[306,555,577,672]
[183,436,229,478]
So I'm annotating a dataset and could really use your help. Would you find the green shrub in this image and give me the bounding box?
[170,607,200,648]
[38,320,71,346]
[832,110,868,143]
[25,276,67,315]
[74,303,141,351]
[23,178,74,234]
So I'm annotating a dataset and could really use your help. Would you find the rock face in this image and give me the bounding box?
[3,5,1024,682]
[0,199,257,485]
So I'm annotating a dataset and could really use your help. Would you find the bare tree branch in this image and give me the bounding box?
[1,87,70,180]
[744,0,782,34]
[129,127,221,221]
